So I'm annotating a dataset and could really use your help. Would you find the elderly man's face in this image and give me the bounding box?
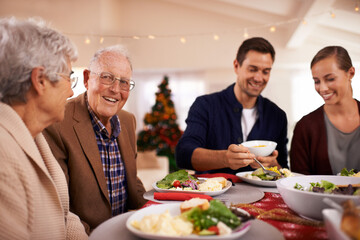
[84,52,132,125]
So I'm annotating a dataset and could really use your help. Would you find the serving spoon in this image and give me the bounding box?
[253,158,280,177]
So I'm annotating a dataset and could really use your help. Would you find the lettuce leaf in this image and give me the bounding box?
[181,200,241,230]
[156,170,197,189]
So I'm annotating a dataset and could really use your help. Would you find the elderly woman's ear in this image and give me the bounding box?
[30,66,47,95]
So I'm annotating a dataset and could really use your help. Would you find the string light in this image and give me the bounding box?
[330,11,336,18]
[85,37,91,44]
[243,28,249,39]
[355,2,359,12]
[67,7,346,45]
[180,37,186,43]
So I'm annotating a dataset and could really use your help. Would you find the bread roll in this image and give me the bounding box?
[180,198,210,213]
[341,200,360,240]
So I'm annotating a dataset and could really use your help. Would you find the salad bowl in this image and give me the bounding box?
[276,175,360,220]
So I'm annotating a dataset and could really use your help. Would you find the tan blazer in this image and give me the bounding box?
[0,102,87,240]
[43,93,146,233]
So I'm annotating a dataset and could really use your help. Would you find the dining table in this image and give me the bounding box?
[89,173,329,240]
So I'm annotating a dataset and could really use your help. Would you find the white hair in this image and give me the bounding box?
[0,17,78,104]
[88,44,133,70]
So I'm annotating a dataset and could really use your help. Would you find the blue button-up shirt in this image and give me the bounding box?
[86,97,127,215]
[176,83,288,174]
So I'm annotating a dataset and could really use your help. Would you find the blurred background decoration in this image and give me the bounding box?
[137,75,183,172]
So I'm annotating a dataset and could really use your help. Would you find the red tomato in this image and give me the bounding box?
[207,226,219,235]
[173,180,181,188]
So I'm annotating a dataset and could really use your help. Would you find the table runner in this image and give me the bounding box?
[146,172,329,240]
[233,192,328,240]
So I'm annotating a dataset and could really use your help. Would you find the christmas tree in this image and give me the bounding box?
[137,75,183,172]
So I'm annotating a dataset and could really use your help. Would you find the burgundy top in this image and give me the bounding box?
[290,100,360,175]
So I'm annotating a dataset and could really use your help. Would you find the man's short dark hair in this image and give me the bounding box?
[236,37,275,66]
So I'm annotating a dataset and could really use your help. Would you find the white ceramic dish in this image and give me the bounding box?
[126,203,251,240]
[153,178,232,197]
[322,209,351,240]
[276,175,360,220]
[236,171,302,187]
[241,140,277,157]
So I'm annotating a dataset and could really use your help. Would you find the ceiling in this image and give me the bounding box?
[164,0,360,49]
[1,0,359,70]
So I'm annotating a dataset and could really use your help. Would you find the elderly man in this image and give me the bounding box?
[44,45,146,234]
[0,17,87,239]
[176,37,288,174]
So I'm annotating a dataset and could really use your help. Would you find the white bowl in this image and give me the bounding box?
[276,175,360,220]
[241,140,277,157]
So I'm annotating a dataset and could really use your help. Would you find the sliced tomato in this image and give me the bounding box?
[207,226,219,235]
[173,180,181,188]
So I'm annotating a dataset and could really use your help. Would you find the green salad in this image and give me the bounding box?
[340,168,359,176]
[181,200,241,235]
[156,170,198,189]
[294,180,360,195]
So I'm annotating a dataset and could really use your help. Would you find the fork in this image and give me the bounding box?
[253,158,280,177]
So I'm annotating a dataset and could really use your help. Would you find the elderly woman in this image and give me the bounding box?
[0,18,87,239]
[290,46,360,175]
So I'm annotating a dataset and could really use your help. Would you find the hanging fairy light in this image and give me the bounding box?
[75,6,352,45]
[330,11,336,18]
[355,1,359,12]
[85,37,91,44]
[243,28,249,39]
[180,37,186,43]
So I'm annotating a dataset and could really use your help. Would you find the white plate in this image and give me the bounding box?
[236,171,302,187]
[90,210,284,240]
[125,203,251,240]
[236,171,277,187]
[145,184,264,205]
[153,178,232,196]
[322,209,351,240]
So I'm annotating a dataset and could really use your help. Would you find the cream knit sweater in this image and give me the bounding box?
[0,102,88,240]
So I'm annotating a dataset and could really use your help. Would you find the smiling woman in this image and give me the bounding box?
[290,46,360,175]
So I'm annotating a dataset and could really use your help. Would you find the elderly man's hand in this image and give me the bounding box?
[249,150,280,169]
[225,144,255,170]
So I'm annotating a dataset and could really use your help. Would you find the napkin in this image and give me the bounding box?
[195,173,242,183]
[154,192,213,201]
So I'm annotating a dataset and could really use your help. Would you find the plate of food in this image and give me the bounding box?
[277,175,360,220]
[236,167,296,187]
[154,170,232,196]
[126,198,252,240]
[338,168,360,177]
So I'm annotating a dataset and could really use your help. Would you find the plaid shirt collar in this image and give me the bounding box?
[85,92,121,138]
